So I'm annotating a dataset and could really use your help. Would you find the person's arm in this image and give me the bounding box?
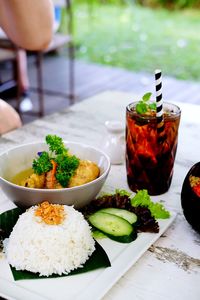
[0,0,54,51]
[0,99,22,134]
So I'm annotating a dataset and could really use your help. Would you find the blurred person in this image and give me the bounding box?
[0,99,21,134]
[0,28,32,112]
[0,0,54,133]
[0,0,54,51]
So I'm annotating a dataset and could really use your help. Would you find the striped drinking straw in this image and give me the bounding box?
[155,69,165,139]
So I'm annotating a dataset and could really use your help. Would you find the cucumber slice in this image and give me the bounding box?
[88,211,133,237]
[99,208,137,224]
[106,231,137,243]
[92,230,106,239]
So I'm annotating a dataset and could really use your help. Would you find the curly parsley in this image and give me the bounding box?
[55,154,79,187]
[32,135,80,187]
[46,134,67,155]
[32,151,52,175]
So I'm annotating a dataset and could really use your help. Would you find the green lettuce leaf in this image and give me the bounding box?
[148,202,170,219]
[115,189,131,197]
[131,190,170,219]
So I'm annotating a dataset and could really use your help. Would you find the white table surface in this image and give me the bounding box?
[0,91,200,300]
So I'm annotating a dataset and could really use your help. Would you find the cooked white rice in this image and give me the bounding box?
[5,205,95,276]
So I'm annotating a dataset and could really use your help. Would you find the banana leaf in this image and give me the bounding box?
[0,208,111,281]
[0,207,24,238]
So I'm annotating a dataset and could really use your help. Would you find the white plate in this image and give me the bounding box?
[0,193,176,300]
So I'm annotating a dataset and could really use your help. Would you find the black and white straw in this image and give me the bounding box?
[155,69,164,135]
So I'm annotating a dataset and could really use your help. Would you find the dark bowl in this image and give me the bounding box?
[181,162,200,233]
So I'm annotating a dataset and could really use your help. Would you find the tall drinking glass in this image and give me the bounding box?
[126,102,181,195]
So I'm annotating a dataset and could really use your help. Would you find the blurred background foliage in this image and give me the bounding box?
[137,0,200,9]
[61,0,200,80]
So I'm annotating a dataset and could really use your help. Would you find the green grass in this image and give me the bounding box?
[62,2,200,80]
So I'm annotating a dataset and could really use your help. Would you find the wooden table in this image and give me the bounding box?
[0,91,200,300]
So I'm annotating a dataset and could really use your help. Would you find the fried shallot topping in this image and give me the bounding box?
[35,201,65,225]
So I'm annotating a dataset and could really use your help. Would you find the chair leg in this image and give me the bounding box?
[66,0,75,104]
[35,52,45,117]
[15,50,23,113]
[68,42,75,104]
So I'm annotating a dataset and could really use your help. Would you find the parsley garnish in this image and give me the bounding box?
[136,92,156,114]
[55,154,79,187]
[46,135,67,155]
[32,135,80,187]
[32,152,52,175]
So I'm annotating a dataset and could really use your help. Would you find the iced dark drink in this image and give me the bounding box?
[126,102,181,195]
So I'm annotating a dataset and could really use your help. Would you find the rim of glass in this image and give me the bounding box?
[126,101,181,119]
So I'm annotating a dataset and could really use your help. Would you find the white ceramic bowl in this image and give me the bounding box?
[0,142,110,209]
